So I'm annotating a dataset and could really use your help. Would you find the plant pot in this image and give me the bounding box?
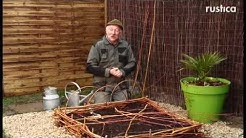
[180,77,231,123]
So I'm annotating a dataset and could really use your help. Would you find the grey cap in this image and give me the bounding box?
[106,19,123,30]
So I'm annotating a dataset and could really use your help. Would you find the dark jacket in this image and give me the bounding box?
[86,36,136,91]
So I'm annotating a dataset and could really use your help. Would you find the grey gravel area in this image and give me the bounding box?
[3,102,243,138]
[158,103,244,138]
[3,111,75,138]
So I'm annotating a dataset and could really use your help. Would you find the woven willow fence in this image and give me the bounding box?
[107,0,243,115]
[3,0,105,96]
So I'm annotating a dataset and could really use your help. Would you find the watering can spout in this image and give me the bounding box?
[78,90,95,104]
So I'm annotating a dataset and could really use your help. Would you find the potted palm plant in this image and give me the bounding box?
[179,51,231,123]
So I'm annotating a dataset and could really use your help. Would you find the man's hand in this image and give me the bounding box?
[110,67,123,78]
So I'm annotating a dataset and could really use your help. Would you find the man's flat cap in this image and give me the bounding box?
[107,19,123,30]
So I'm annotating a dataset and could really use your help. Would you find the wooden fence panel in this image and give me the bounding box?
[3,0,105,96]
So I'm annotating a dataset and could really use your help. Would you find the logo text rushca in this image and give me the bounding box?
[206,5,237,13]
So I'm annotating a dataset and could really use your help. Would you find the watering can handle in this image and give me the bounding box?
[64,82,81,99]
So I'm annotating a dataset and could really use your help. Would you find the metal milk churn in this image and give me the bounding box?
[43,86,60,110]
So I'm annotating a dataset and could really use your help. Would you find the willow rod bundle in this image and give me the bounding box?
[142,0,156,96]
[132,4,149,95]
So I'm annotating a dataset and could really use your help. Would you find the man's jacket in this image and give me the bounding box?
[86,36,136,91]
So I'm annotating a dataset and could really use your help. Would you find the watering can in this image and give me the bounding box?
[65,82,94,107]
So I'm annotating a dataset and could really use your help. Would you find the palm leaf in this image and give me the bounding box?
[180,51,227,82]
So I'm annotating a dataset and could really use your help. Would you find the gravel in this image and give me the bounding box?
[158,103,244,138]
[3,103,243,138]
[3,111,75,138]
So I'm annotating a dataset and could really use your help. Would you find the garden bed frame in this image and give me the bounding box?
[53,97,204,137]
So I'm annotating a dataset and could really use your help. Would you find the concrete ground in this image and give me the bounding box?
[3,102,44,116]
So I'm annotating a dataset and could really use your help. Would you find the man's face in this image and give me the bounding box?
[106,25,122,44]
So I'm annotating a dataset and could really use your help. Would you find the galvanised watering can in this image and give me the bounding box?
[65,82,94,107]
